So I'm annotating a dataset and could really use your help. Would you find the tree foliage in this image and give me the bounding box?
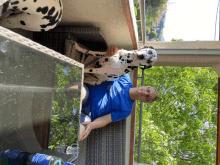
[149,31,157,40]
[134,0,168,40]
[171,38,183,42]
[135,66,218,164]
[48,63,82,151]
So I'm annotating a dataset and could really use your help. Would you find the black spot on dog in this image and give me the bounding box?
[42,6,49,14]
[58,9,62,19]
[147,57,153,64]
[147,59,152,64]
[149,46,154,49]
[42,16,52,20]
[119,56,122,59]
[95,61,102,68]
[124,69,130,73]
[9,13,15,16]
[128,66,138,70]
[122,59,124,61]
[105,58,109,62]
[22,7,28,11]
[127,55,130,58]
[48,7,55,16]
[36,7,41,12]
[107,75,113,78]
[11,1,19,5]
[59,0,62,7]
[40,25,47,28]
[95,54,101,56]
[20,21,26,25]
[138,54,144,60]
[27,13,30,15]
[89,69,93,72]
[12,6,18,10]
[127,60,133,63]
[148,50,152,54]
[36,6,49,14]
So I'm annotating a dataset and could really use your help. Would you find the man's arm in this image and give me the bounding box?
[90,113,112,129]
[105,46,119,57]
[79,113,112,141]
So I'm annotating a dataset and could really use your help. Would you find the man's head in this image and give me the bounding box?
[135,86,158,103]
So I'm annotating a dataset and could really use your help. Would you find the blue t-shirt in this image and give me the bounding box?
[82,74,134,122]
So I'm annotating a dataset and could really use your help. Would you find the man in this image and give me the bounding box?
[65,46,158,141]
[77,46,158,141]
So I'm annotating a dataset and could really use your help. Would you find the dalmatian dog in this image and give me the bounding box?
[75,43,157,86]
[0,0,63,32]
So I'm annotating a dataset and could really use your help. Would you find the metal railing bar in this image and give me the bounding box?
[137,68,145,163]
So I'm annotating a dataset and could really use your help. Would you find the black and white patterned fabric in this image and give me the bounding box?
[0,0,62,32]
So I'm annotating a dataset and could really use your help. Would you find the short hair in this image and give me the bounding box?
[146,86,158,103]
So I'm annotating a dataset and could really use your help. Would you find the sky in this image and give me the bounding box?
[163,0,219,41]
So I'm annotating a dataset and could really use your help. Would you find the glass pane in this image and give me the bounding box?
[134,0,218,164]
[134,0,219,42]
[0,35,82,163]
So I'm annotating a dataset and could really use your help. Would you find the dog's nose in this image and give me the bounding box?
[137,54,145,60]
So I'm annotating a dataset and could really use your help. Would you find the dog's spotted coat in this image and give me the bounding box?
[77,44,157,86]
[0,0,63,31]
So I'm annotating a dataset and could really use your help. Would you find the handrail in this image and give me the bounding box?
[216,3,220,165]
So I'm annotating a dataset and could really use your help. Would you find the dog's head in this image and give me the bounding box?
[135,46,157,69]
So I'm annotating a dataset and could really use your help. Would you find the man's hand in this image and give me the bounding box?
[79,114,112,141]
[80,122,94,141]
[106,46,119,57]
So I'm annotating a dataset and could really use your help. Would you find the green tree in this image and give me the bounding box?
[149,31,157,39]
[171,38,183,41]
[135,66,217,164]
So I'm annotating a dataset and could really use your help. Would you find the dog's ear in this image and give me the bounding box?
[141,46,154,49]
[141,46,149,49]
